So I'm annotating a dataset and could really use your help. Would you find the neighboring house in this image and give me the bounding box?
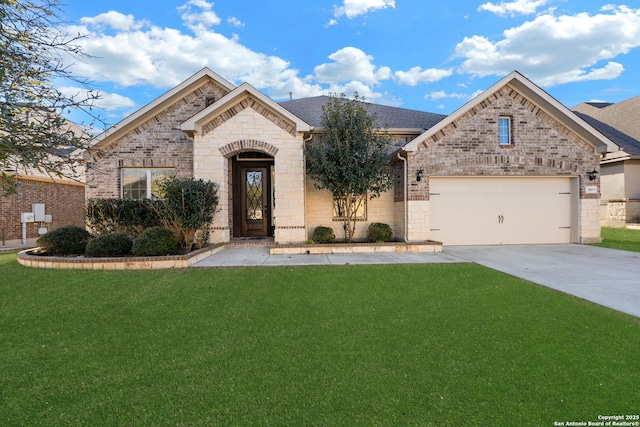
[573,97,640,226]
[83,68,614,246]
[1,116,86,246]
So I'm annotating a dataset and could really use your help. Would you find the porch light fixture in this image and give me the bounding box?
[587,169,598,181]
[416,169,424,182]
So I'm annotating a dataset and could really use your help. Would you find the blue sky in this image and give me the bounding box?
[57,0,640,128]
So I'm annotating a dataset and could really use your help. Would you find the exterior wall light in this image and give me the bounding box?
[416,169,424,182]
[587,169,598,181]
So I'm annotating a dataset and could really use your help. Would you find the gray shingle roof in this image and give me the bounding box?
[573,95,640,143]
[279,96,446,130]
[574,111,640,155]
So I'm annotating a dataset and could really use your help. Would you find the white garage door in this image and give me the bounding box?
[430,177,574,245]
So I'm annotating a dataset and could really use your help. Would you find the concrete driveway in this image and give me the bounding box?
[445,244,640,318]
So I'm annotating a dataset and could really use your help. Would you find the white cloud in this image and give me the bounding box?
[178,0,221,29]
[58,86,136,111]
[395,67,453,86]
[424,91,470,101]
[314,47,391,85]
[227,17,244,27]
[478,0,552,17]
[455,5,640,86]
[333,0,395,19]
[80,11,147,31]
[63,1,324,100]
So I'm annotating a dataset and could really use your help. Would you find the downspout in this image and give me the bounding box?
[396,152,409,242]
[302,129,314,242]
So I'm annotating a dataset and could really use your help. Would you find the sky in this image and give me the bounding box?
[55,0,640,129]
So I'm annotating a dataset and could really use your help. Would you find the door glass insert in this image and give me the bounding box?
[246,170,263,220]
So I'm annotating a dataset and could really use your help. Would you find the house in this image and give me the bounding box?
[572,97,640,226]
[1,117,86,246]
[83,68,614,246]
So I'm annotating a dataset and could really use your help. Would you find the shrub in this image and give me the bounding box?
[36,226,91,256]
[132,227,179,256]
[155,177,219,251]
[86,198,162,237]
[312,226,336,244]
[367,222,393,243]
[85,233,133,257]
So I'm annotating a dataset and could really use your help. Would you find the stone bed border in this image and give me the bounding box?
[16,241,442,270]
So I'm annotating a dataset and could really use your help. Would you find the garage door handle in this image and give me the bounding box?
[498,215,504,224]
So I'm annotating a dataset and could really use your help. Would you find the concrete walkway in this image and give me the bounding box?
[446,244,640,319]
[194,244,640,318]
[192,247,464,267]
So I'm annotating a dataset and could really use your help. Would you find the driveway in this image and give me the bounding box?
[445,244,640,318]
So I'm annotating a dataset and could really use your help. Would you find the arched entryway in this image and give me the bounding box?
[231,151,274,237]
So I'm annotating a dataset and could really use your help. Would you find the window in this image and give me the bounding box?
[121,168,175,199]
[333,194,367,220]
[499,116,512,145]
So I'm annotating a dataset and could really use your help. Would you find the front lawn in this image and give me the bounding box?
[1,252,638,426]
[593,226,640,252]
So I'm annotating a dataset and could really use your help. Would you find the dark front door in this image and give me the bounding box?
[233,162,272,237]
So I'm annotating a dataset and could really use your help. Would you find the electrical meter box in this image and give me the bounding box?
[32,204,46,222]
[21,212,35,223]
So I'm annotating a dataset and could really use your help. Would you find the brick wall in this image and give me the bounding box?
[86,81,230,199]
[408,85,600,201]
[1,179,85,245]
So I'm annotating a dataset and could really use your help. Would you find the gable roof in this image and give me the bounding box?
[403,71,618,154]
[181,82,311,135]
[573,94,640,146]
[279,96,446,132]
[80,68,236,157]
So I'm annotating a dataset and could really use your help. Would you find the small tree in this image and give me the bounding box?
[1,0,100,195]
[155,177,219,252]
[304,93,393,242]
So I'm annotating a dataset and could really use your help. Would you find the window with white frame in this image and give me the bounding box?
[121,168,175,199]
[499,116,512,145]
[333,194,367,220]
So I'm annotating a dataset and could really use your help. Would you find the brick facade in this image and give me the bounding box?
[408,85,600,201]
[1,178,85,245]
[85,81,230,198]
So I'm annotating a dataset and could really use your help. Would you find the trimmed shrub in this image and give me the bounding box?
[367,222,393,243]
[132,227,179,256]
[312,226,336,244]
[85,198,162,237]
[36,226,91,256]
[85,233,133,257]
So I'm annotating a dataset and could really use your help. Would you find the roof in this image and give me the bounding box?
[403,70,617,154]
[181,82,311,135]
[574,112,640,158]
[279,96,446,131]
[573,95,640,144]
[79,67,236,157]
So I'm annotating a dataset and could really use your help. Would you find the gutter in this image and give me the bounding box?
[396,152,409,242]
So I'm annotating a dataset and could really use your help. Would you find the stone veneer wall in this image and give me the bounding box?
[85,81,230,198]
[304,180,398,242]
[194,106,307,244]
[406,84,601,243]
[603,199,640,227]
[1,179,85,245]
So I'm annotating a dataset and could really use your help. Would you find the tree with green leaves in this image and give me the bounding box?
[0,0,99,195]
[305,93,393,242]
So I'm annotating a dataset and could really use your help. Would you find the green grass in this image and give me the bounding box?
[593,226,640,252]
[1,252,638,426]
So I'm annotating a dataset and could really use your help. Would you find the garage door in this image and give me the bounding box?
[430,177,574,245]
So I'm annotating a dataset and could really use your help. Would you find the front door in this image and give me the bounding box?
[232,157,273,237]
[241,167,269,236]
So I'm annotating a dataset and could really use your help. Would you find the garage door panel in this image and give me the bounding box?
[430,177,574,245]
